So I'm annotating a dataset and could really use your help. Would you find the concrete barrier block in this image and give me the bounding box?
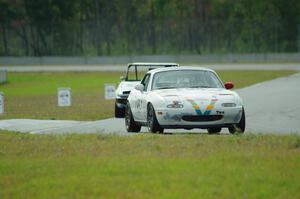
[40,57,85,65]
[0,57,40,65]
[87,56,131,65]
[1,53,300,66]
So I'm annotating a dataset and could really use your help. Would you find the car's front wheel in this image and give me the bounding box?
[147,104,164,133]
[125,103,141,133]
[229,108,246,134]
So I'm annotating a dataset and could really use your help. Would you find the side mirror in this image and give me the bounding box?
[224,82,234,90]
[134,84,144,91]
[120,76,125,81]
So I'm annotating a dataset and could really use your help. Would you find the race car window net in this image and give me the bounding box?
[141,74,151,91]
[152,70,223,90]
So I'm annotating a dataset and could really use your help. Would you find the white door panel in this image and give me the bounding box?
[134,90,144,121]
[140,93,148,122]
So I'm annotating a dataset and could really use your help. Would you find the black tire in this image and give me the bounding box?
[147,104,164,133]
[125,104,141,133]
[115,101,125,118]
[229,108,246,134]
[208,127,222,134]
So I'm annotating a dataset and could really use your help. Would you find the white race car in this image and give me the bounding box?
[115,62,179,117]
[125,67,245,134]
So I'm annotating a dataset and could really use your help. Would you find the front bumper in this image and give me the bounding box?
[115,97,128,108]
[155,106,243,129]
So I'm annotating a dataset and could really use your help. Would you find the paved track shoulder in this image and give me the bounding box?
[237,72,300,134]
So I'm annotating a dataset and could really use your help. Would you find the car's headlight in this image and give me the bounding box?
[221,103,237,107]
[167,101,183,108]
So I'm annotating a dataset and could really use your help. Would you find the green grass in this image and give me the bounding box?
[0,70,296,120]
[0,132,300,198]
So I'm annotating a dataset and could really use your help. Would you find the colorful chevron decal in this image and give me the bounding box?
[186,99,203,115]
[186,97,218,115]
[203,97,218,115]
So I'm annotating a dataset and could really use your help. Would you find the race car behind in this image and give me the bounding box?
[115,62,179,117]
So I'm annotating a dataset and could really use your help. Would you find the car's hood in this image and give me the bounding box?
[152,88,237,102]
[118,81,140,91]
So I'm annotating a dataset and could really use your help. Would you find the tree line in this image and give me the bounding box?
[0,0,299,56]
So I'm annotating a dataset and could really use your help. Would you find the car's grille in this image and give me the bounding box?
[116,98,127,104]
[182,115,223,122]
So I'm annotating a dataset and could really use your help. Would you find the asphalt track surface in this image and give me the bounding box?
[0,72,299,135]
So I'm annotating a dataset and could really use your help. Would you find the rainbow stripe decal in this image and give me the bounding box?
[186,97,218,115]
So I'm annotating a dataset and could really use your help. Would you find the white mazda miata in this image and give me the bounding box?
[125,67,245,134]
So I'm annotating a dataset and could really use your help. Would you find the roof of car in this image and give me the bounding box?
[127,62,179,67]
[146,66,215,74]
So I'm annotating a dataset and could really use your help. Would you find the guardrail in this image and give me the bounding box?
[1,53,300,65]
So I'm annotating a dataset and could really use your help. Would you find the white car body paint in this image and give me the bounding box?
[127,67,244,130]
[115,81,140,99]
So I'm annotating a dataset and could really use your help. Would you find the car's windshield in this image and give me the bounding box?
[152,70,223,90]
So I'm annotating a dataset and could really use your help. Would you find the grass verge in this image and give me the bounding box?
[0,70,296,120]
[0,132,299,198]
